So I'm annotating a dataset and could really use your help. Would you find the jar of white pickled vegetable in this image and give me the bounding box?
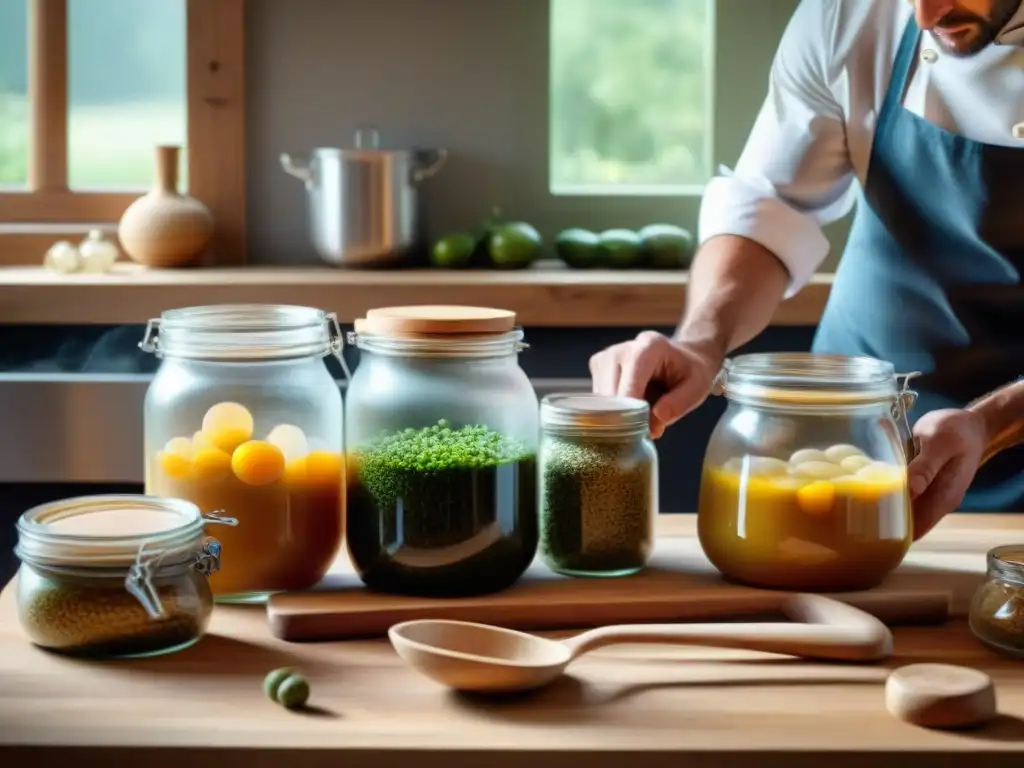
[140,304,346,603]
[698,353,919,591]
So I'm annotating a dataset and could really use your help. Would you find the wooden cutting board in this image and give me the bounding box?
[266,515,1012,642]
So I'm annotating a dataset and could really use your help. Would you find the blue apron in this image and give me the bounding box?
[812,18,1024,511]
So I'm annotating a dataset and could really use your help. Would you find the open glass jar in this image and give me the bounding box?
[141,304,346,603]
[14,495,234,658]
[697,353,917,591]
[539,393,657,578]
[344,305,539,597]
[969,545,1024,658]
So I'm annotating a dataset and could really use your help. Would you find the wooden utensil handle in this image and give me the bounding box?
[561,622,892,662]
[561,594,893,663]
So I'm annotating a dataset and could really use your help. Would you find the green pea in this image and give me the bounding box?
[263,667,294,701]
[276,675,310,710]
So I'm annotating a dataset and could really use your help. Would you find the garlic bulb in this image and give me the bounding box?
[78,229,119,273]
[43,241,82,274]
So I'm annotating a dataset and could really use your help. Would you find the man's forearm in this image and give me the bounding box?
[967,378,1024,465]
[673,235,791,361]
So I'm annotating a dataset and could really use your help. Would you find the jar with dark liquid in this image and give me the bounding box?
[344,306,539,597]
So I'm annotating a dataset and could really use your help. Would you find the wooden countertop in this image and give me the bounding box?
[2,512,1022,768]
[0,263,833,327]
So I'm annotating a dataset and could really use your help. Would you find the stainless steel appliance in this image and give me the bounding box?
[280,126,447,267]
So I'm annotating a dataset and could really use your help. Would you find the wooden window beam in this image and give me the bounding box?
[28,0,67,193]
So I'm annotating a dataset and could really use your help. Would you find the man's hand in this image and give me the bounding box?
[588,331,721,438]
[908,408,988,540]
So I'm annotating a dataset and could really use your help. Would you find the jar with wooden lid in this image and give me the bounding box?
[344,305,539,597]
[539,393,657,578]
[14,494,235,658]
[697,353,918,591]
[969,545,1024,657]
[140,304,347,603]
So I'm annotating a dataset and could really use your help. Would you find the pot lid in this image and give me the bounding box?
[358,305,516,335]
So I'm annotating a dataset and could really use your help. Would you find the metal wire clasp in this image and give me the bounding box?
[326,312,352,382]
[710,363,730,397]
[124,511,237,619]
[139,318,161,355]
[892,371,921,463]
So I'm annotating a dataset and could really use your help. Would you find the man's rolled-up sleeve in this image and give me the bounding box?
[698,0,858,298]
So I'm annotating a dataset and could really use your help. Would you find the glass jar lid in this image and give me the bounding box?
[713,353,914,407]
[541,393,650,435]
[140,304,343,361]
[15,494,235,569]
[351,305,526,358]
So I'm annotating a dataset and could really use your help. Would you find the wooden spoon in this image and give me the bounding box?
[389,593,893,693]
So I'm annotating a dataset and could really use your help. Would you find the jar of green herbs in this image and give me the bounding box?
[539,393,657,578]
[344,306,539,597]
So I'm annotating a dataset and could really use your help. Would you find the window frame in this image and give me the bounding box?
[0,0,246,265]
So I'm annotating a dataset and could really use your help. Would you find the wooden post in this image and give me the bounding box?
[186,0,247,265]
[27,0,68,192]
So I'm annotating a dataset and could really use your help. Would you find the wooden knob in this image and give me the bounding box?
[885,664,996,729]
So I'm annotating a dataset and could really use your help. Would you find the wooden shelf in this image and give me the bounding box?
[0,262,833,326]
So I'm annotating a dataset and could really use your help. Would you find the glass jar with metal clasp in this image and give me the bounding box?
[140,304,348,603]
[14,494,236,659]
[697,353,919,592]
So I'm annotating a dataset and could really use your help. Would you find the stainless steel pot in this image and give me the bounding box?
[281,127,447,267]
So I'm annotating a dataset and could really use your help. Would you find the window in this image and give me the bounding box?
[549,0,714,196]
[0,0,245,264]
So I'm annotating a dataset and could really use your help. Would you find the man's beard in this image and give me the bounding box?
[931,0,1022,55]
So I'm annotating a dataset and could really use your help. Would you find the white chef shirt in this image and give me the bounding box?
[698,0,1024,297]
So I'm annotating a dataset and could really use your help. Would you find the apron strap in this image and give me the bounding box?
[879,17,922,123]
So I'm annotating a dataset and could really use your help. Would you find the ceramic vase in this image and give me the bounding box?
[118,145,214,268]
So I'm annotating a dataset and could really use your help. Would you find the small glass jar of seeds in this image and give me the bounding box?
[538,393,657,578]
[969,545,1024,658]
[14,494,236,659]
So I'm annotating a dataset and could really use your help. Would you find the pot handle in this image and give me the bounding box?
[280,153,313,184]
[411,149,449,184]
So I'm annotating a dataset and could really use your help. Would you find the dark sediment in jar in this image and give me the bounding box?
[345,422,538,597]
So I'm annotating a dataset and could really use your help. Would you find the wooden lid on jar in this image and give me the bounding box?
[357,306,516,336]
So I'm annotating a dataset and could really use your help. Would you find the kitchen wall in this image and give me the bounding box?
[245,0,853,266]
[240,0,849,515]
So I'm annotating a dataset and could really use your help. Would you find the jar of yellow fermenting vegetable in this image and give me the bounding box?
[140,304,346,603]
[14,495,234,658]
[697,353,919,592]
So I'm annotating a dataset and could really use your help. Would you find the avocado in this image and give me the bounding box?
[554,228,600,269]
[638,223,695,269]
[597,228,643,269]
[488,221,542,269]
[430,232,476,268]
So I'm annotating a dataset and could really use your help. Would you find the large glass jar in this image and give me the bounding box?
[344,305,539,597]
[697,353,918,592]
[969,545,1024,658]
[538,393,657,578]
[14,494,233,659]
[141,304,346,603]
